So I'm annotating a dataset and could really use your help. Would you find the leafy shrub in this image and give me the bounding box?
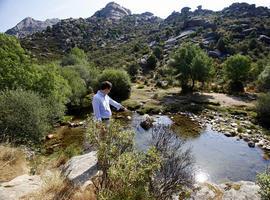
[87,120,194,200]
[87,120,135,188]
[256,93,270,127]
[100,149,160,200]
[0,90,51,144]
[223,54,251,92]
[258,66,270,92]
[96,69,131,101]
[61,47,88,66]
[88,120,158,199]
[60,68,88,107]
[257,169,270,200]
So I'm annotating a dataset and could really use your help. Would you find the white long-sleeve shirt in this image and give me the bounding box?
[92,90,122,121]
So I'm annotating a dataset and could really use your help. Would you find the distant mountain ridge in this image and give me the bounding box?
[5,17,60,38]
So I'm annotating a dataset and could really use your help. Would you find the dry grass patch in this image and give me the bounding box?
[22,170,97,200]
[0,145,28,182]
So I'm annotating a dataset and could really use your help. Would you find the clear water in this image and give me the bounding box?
[128,114,270,183]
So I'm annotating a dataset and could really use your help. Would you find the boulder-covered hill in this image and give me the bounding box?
[5,17,60,38]
[18,2,270,64]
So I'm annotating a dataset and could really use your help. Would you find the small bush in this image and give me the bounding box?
[256,93,270,127]
[257,169,270,200]
[0,90,51,144]
[96,69,131,101]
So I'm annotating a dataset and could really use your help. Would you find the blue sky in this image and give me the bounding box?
[0,0,269,32]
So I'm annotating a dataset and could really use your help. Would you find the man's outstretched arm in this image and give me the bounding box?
[109,97,124,110]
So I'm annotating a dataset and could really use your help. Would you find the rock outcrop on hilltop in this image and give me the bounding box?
[5,17,60,38]
[92,2,131,20]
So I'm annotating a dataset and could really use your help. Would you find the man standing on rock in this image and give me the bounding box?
[92,81,126,126]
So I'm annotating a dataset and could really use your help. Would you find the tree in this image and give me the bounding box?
[169,44,214,93]
[0,33,37,90]
[181,7,191,17]
[223,54,251,92]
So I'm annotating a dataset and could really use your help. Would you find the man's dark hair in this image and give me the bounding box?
[100,81,112,90]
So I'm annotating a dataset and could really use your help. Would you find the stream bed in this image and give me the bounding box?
[128,114,270,183]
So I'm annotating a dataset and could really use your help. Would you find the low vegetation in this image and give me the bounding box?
[87,120,194,199]
[257,169,270,200]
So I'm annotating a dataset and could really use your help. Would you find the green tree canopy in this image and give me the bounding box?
[169,43,214,93]
[223,54,251,92]
[0,33,37,90]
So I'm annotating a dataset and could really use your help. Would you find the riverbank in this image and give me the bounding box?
[0,144,262,200]
[122,84,270,155]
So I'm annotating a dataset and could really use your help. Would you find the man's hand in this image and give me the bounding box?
[120,106,128,112]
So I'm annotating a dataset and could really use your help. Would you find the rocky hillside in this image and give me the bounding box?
[5,17,60,38]
[15,2,270,64]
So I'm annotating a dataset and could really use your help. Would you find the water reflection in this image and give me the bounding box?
[195,170,209,183]
[121,113,270,183]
